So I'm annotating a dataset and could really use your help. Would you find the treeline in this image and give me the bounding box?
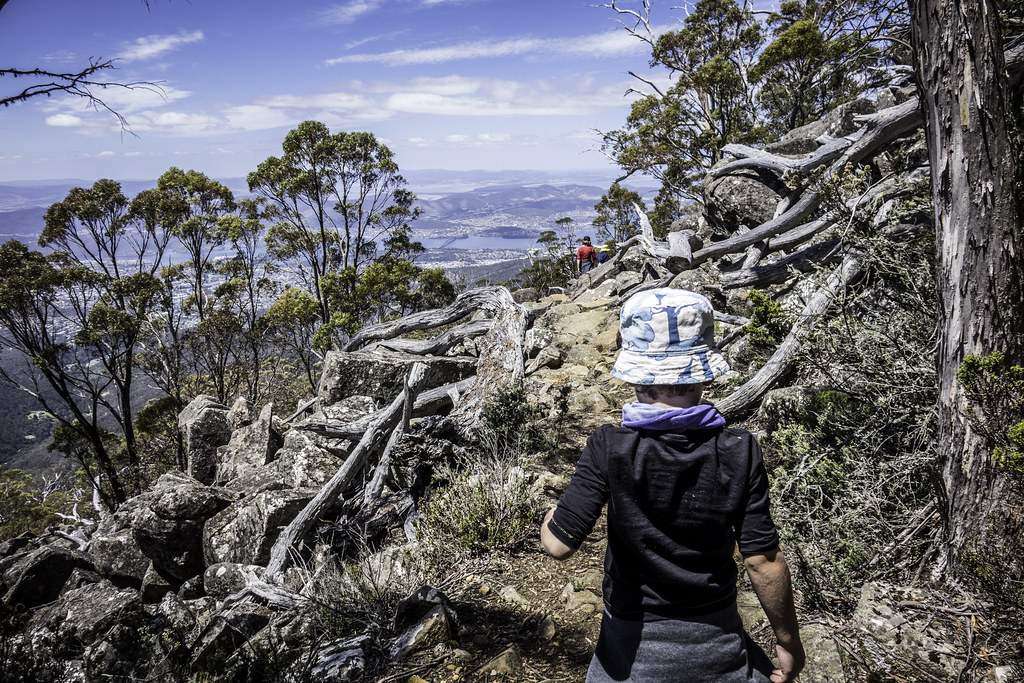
[0,121,455,509]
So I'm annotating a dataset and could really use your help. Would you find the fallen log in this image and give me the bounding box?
[297,377,476,440]
[365,319,492,356]
[711,133,860,179]
[265,363,429,579]
[717,254,864,419]
[344,287,509,352]
[721,238,843,289]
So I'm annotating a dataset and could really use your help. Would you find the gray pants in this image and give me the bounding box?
[586,604,773,682]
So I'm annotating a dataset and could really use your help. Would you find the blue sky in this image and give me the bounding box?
[0,0,683,182]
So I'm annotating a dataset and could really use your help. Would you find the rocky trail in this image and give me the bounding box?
[0,79,1019,682]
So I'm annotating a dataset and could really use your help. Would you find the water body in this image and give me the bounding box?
[418,235,544,251]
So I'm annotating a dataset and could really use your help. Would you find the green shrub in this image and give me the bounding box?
[422,452,537,553]
[958,352,1024,474]
[0,468,72,541]
[744,290,793,358]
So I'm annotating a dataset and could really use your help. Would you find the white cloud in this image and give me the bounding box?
[128,110,222,136]
[260,92,372,110]
[326,27,655,66]
[45,113,84,127]
[96,150,116,158]
[221,105,295,131]
[317,1,383,25]
[118,30,204,62]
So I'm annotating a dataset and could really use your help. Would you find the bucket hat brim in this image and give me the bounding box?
[610,346,730,385]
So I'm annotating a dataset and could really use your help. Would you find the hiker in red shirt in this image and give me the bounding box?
[577,236,599,275]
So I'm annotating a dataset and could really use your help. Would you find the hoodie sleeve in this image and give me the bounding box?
[548,429,609,550]
[735,435,781,557]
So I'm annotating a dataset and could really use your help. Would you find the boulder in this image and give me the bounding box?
[216,403,282,485]
[253,430,343,492]
[203,561,265,599]
[203,488,315,566]
[141,562,174,603]
[498,585,530,608]
[189,602,271,671]
[178,395,232,484]
[511,287,540,303]
[131,473,236,584]
[704,170,782,234]
[317,350,476,405]
[319,394,378,423]
[83,623,144,680]
[576,279,618,304]
[2,544,93,609]
[88,528,149,587]
[394,585,453,632]
[308,635,369,682]
[800,624,846,683]
[389,605,453,660]
[226,396,253,430]
[29,581,144,650]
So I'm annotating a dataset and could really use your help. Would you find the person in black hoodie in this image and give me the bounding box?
[540,289,805,683]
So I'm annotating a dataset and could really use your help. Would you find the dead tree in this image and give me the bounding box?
[910,3,1024,568]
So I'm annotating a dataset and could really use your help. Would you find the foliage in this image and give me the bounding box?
[743,290,793,358]
[593,182,646,243]
[958,353,1024,475]
[0,467,71,540]
[518,229,575,291]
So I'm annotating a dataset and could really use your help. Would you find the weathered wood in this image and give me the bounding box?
[265,363,429,579]
[297,377,476,440]
[365,319,492,356]
[344,287,509,352]
[450,288,527,436]
[721,238,843,289]
[764,218,832,254]
[714,311,751,327]
[362,369,417,506]
[717,254,863,418]
[712,134,859,179]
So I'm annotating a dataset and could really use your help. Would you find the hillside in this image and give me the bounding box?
[1,84,1019,683]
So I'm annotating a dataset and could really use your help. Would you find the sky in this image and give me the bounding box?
[0,0,682,182]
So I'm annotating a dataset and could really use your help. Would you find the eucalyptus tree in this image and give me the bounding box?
[248,121,420,326]
[0,180,170,507]
[152,167,235,322]
[593,183,646,243]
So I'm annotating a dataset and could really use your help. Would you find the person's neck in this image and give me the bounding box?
[639,395,703,410]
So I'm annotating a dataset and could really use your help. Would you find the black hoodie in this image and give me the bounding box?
[548,424,779,621]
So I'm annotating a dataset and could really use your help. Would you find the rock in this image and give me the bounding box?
[216,403,282,485]
[83,623,143,679]
[0,532,33,558]
[512,287,540,303]
[394,585,453,632]
[475,645,523,678]
[2,544,93,609]
[614,270,643,292]
[254,430,343,491]
[390,605,453,660]
[203,561,265,600]
[537,615,557,642]
[317,350,476,406]
[668,267,727,311]
[767,97,876,155]
[799,624,845,683]
[131,473,236,584]
[178,575,205,599]
[498,585,530,608]
[141,562,174,603]
[155,592,216,646]
[189,602,271,671]
[178,395,232,484]
[226,396,253,429]
[88,528,149,587]
[757,385,817,433]
[63,566,102,593]
[576,279,619,304]
[561,583,602,612]
[704,170,782,234]
[203,488,315,566]
[30,581,144,650]
[308,634,369,682]
[577,568,604,592]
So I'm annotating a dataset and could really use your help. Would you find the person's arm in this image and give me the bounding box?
[744,551,805,683]
[540,431,608,560]
[733,435,803,682]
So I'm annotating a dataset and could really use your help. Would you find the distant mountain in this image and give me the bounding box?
[416,183,605,221]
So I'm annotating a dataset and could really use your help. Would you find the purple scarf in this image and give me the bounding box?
[621,402,726,431]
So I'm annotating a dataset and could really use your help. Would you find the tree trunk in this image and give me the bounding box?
[911,0,1024,568]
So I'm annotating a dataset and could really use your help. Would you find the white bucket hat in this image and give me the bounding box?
[611,288,731,385]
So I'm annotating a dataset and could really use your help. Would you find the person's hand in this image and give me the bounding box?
[771,640,805,682]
